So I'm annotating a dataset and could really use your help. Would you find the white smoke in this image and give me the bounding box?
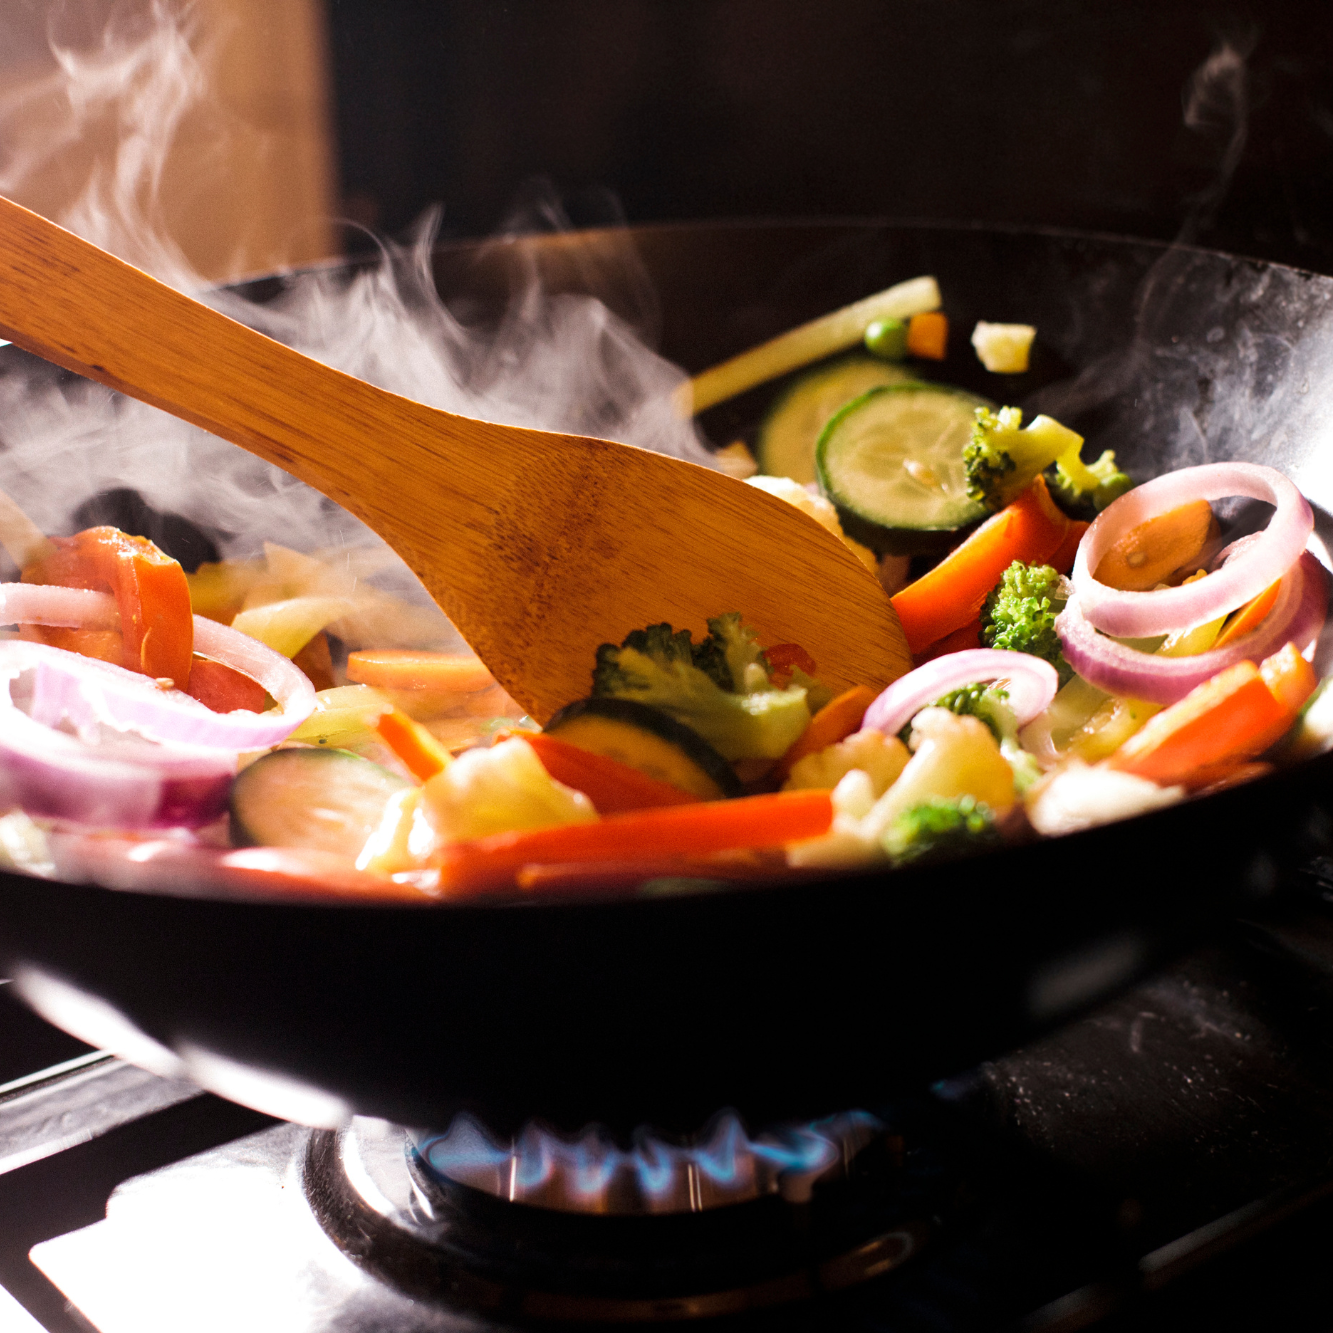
[0,1,711,619]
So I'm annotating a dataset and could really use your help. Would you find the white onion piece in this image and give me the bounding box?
[0,656,235,828]
[0,590,316,749]
[861,648,1059,737]
[0,583,119,629]
[1057,552,1328,704]
[1071,462,1313,637]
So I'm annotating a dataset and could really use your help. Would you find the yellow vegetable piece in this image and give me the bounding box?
[971,321,1037,374]
[230,594,358,658]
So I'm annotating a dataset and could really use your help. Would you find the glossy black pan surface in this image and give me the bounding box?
[2,221,1333,1136]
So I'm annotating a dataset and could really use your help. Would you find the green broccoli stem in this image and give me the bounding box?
[1006,416,1085,495]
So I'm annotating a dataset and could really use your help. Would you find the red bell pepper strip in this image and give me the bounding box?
[1109,643,1316,787]
[764,642,818,685]
[185,656,268,713]
[522,732,702,815]
[433,789,833,896]
[23,526,193,686]
[1049,519,1090,575]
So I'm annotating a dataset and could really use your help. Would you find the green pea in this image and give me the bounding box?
[864,317,908,361]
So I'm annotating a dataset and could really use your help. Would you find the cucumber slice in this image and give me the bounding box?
[230,747,410,858]
[544,697,742,800]
[816,383,991,555]
[756,353,915,484]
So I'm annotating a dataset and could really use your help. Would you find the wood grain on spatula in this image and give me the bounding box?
[0,196,912,719]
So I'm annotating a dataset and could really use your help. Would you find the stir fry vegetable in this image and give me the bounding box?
[1,276,1330,904]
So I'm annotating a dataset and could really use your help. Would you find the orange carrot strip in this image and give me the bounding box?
[772,685,877,784]
[434,790,833,895]
[891,479,1069,654]
[906,311,948,360]
[1258,640,1318,715]
[1108,659,1293,786]
[376,709,453,781]
[523,732,702,814]
[1214,579,1282,649]
[920,620,982,663]
[347,649,495,693]
[1049,519,1090,575]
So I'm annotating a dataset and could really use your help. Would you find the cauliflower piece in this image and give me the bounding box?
[788,710,1014,870]
[1025,759,1183,836]
[971,321,1036,373]
[783,728,909,797]
[746,475,878,572]
[420,738,597,843]
[865,708,1016,837]
[787,769,888,869]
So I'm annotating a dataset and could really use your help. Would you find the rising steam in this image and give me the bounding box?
[0,2,711,626]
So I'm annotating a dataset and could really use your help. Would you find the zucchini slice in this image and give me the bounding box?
[756,353,915,484]
[543,698,742,800]
[230,747,410,858]
[816,383,990,555]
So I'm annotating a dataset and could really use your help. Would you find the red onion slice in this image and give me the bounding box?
[1071,462,1313,637]
[0,659,236,828]
[861,648,1059,736]
[0,589,316,750]
[1057,551,1329,704]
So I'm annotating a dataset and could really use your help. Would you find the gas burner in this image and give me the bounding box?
[305,1114,946,1322]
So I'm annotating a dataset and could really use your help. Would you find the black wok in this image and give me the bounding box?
[1,220,1332,1138]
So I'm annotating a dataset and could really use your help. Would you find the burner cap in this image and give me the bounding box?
[304,1115,946,1321]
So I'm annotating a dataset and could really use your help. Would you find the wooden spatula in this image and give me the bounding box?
[0,197,911,720]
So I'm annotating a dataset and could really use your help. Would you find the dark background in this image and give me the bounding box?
[325,0,1333,272]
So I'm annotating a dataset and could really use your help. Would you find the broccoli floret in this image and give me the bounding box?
[882,795,1001,867]
[964,405,1098,512]
[933,682,1012,743]
[1046,449,1133,518]
[979,561,1073,686]
[592,617,812,760]
[896,681,1041,792]
[693,612,771,693]
[897,682,1012,745]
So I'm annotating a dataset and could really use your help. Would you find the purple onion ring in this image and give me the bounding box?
[1071,462,1313,638]
[861,648,1059,736]
[1057,551,1329,705]
[0,588,315,750]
